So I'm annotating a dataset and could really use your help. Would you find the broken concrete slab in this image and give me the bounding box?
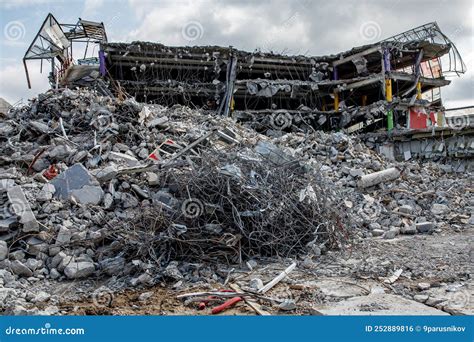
[51,163,95,200]
[70,185,104,205]
[7,186,39,232]
[314,294,449,315]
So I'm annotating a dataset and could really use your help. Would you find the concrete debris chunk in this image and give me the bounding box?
[70,185,104,205]
[357,168,400,188]
[51,163,94,200]
[0,217,18,232]
[64,261,95,279]
[7,186,39,232]
[10,260,33,277]
[416,222,434,233]
[279,299,297,311]
[36,183,55,202]
[99,256,126,276]
[95,165,118,182]
[108,152,139,166]
[431,204,449,215]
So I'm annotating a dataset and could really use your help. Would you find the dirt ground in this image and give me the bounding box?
[55,226,473,316]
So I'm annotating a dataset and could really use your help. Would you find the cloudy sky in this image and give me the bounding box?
[0,0,472,107]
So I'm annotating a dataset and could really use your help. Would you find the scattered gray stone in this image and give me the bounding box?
[103,192,114,209]
[49,268,60,279]
[0,217,18,232]
[64,261,95,279]
[278,299,297,311]
[26,237,48,255]
[398,205,413,214]
[7,186,39,232]
[372,229,385,237]
[108,152,139,166]
[99,256,125,276]
[32,291,51,303]
[416,222,434,233]
[413,294,429,303]
[431,203,449,215]
[131,184,149,199]
[138,291,154,302]
[70,185,104,205]
[417,282,431,291]
[25,258,41,271]
[55,226,72,245]
[147,116,169,128]
[36,183,56,202]
[249,278,264,291]
[400,225,417,235]
[131,272,153,286]
[163,261,183,280]
[384,227,400,239]
[246,259,258,270]
[11,260,33,277]
[349,168,364,178]
[38,305,59,316]
[9,250,25,260]
[51,163,94,200]
[425,297,447,307]
[146,172,159,185]
[369,222,381,230]
[95,165,118,182]
[121,193,139,208]
[48,144,75,160]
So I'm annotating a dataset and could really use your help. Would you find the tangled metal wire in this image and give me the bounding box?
[111,146,351,265]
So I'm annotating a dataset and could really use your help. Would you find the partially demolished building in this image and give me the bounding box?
[24,14,473,161]
[1,13,472,316]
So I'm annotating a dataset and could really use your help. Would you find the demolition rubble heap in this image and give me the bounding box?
[0,88,472,314]
[0,88,350,280]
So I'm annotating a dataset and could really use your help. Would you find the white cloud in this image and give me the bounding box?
[0,61,50,104]
[83,0,105,17]
[125,0,311,53]
[0,0,51,9]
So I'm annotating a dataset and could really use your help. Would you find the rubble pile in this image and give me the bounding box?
[0,88,472,316]
[0,88,350,286]
[271,131,473,239]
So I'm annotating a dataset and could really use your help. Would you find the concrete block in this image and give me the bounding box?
[51,163,94,200]
[7,186,39,232]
